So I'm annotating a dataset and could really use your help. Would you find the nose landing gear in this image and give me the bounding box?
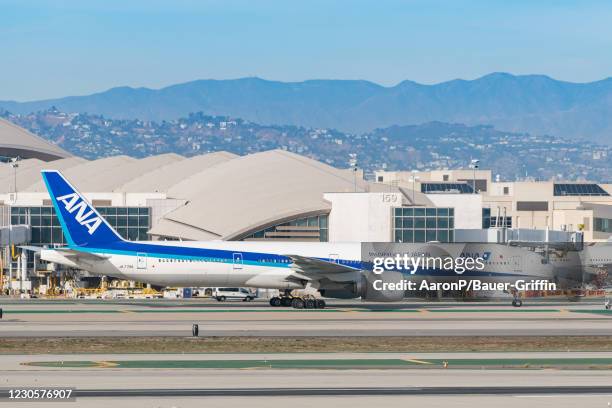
[510,289,523,307]
[511,298,523,307]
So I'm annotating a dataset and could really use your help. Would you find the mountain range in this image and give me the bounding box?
[3,109,610,182]
[2,72,612,144]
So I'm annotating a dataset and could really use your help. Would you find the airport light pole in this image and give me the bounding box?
[7,223,10,296]
[409,171,419,204]
[349,154,358,192]
[469,159,479,194]
[8,156,20,295]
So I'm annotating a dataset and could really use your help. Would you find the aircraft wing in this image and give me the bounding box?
[285,255,359,279]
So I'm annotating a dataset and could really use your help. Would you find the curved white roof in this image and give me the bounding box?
[91,153,184,192]
[0,156,86,193]
[118,151,237,193]
[0,118,71,161]
[27,155,137,192]
[150,218,222,241]
[8,148,427,241]
[157,149,401,240]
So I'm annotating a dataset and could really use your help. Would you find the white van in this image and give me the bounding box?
[213,287,255,302]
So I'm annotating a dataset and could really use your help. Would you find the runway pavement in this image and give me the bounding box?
[2,352,612,406]
[0,298,611,337]
[6,395,609,408]
[2,298,611,407]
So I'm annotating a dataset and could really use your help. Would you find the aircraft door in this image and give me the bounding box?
[233,252,244,270]
[511,256,521,273]
[136,253,147,270]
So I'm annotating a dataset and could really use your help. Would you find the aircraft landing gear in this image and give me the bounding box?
[509,289,523,307]
[291,297,305,309]
[270,289,294,307]
[291,295,325,309]
[511,299,523,307]
[269,291,326,309]
[270,289,288,307]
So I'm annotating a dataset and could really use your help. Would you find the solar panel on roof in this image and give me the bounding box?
[553,183,609,196]
[421,183,473,194]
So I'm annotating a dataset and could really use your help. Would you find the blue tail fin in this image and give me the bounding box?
[41,170,124,248]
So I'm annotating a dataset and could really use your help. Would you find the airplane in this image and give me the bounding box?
[35,170,612,309]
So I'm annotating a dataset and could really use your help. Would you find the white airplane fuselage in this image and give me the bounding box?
[38,168,612,300]
[42,240,595,289]
[42,241,362,289]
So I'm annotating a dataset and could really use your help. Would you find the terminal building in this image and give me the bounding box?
[376,169,612,242]
[0,119,607,293]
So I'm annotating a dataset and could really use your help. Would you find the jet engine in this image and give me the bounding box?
[361,270,406,302]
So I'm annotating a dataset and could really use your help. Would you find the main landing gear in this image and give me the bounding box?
[511,298,523,307]
[511,290,523,307]
[269,291,326,309]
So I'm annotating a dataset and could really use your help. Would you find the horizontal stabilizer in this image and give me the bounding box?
[18,245,43,253]
[54,248,110,261]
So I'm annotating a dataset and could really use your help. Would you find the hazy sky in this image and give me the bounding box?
[3,0,612,101]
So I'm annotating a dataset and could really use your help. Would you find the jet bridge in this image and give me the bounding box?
[455,228,582,247]
[0,224,31,246]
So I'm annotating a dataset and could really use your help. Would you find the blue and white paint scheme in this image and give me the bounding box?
[40,170,363,291]
[38,170,612,303]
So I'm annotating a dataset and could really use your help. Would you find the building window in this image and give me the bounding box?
[393,207,454,243]
[503,187,509,195]
[377,176,383,182]
[241,214,329,242]
[594,217,612,233]
[490,216,512,228]
[10,206,151,246]
[482,208,512,228]
[443,175,449,181]
[482,208,491,229]
[458,178,488,192]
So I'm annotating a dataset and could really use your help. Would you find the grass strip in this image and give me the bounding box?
[3,336,612,354]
